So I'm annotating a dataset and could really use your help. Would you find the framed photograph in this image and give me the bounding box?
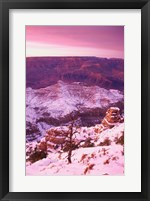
[0,0,149,200]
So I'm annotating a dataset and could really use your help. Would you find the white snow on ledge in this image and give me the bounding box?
[26,123,124,176]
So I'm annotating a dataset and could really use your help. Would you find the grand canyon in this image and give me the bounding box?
[26,56,124,176]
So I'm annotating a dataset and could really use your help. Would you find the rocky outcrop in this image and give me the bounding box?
[38,141,47,152]
[102,107,123,128]
[44,128,69,150]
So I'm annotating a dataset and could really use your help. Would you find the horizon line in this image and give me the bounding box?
[26,56,124,60]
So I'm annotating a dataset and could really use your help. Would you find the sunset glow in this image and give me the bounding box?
[26,26,124,58]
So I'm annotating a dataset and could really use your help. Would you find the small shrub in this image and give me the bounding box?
[101,148,108,155]
[91,153,96,159]
[114,131,124,145]
[112,156,118,161]
[88,163,95,170]
[84,164,95,175]
[99,137,111,146]
[80,154,88,162]
[28,150,47,163]
[103,158,110,165]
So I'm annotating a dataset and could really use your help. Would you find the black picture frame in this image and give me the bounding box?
[0,0,149,200]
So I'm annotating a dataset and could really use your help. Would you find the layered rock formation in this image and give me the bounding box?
[26,81,123,142]
[26,57,124,91]
[102,107,124,128]
[44,128,68,150]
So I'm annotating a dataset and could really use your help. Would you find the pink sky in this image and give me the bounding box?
[26,26,124,58]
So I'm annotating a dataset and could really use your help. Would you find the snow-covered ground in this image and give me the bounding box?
[26,80,123,122]
[26,123,124,176]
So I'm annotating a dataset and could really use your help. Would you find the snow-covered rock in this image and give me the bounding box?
[102,107,124,128]
[26,81,123,141]
[26,123,124,176]
[26,81,123,120]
